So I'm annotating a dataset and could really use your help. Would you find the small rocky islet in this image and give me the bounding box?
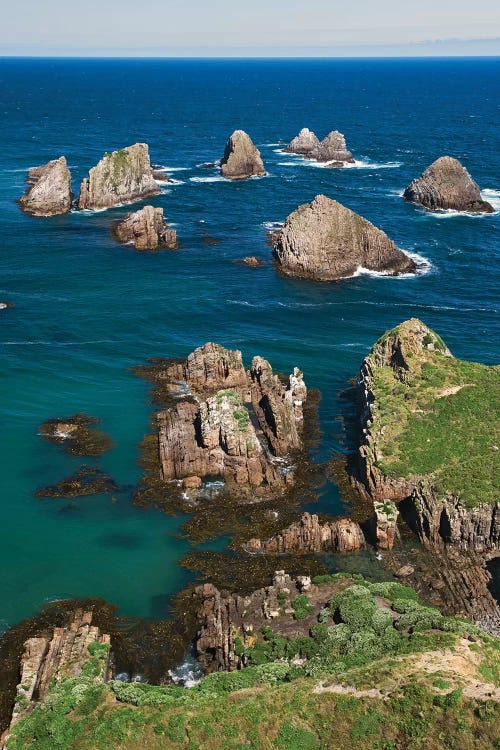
[286,126,355,166]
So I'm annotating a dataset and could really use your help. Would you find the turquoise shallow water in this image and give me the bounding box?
[0,58,499,628]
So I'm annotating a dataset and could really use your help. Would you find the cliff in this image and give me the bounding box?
[356,318,499,553]
[113,205,178,250]
[244,512,365,554]
[403,156,494,213]
[77,143,159,210]
[273,194,416,280]
[220,130,266,179]
[18,157,72,216]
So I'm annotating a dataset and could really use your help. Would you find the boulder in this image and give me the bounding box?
[220,130,266,179]
[113,205,178,250]
[273,194,416,280]
[285,128,320,155]
[18,157,72,216]
[245,513,365,554]
[77,143,160,210]
[309,131,354,165]
[403,156,494,213]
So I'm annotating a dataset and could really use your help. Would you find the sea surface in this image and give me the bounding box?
[0,57,498,629]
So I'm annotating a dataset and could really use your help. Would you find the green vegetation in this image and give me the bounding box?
[368,324,500,507]
[292,594,314,620]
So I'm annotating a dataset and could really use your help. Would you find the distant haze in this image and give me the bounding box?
[2,0,500,56]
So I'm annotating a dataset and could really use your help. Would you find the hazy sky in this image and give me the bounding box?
[2,0,500,56]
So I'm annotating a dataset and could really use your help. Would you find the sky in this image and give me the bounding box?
[1,0,499,57]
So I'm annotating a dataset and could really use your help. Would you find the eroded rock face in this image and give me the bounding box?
[309,131,354,165]
[18,157,72,216]
[273,194,416,280]
[285,128,320,155]
[156,343,307,497]
[244,513,365,554]
[220,130,266,179]
[113,205,178,250]
[77,143,160,210]
[403,156,494,213]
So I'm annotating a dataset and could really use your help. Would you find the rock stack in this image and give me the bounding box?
[220,130,266,179]
[18,157,72,216]
[113,205,178,250]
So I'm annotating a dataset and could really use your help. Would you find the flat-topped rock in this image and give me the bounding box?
[77,143,160,210]
[309,130,354,165]
[403,156,494,213]
[18,157,72,216]
[245,512,365,554]
[220,130,266,179]
[113,205,178,250]
[273,194,416,280]
[285,128,320,155]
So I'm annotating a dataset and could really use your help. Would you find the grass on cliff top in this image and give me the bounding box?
[370,351,500,508]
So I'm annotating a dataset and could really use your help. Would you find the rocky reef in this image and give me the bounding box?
[309,130,355,166]
[244,512,365,554]
[35,466,117,498]
[77,143,159,210]
[113,205,178,250]
[220,130,266,179]
[38,414,113,456]
[285,127,320,155]
[18,157,72,216]
[273,194,416,280]
[356,318,499,554]
[153,343,307,497]
[403,156,494,213]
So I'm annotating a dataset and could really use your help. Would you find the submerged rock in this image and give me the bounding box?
[113,205,178,250]
[38,414,114,456]
[236,256,265,267]
[18,157,72,216]
[77,143,159,210]
[245,512,365,554]
[309,130,355,165]
[35,466,117,498]
[220,130,266,179]
[273,194,416,280]
[285,128,320,155]
[403,156,494,213]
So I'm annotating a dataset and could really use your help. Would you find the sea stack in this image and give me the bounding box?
[77,143,160,210]
[403,156,494,213]
[113,205,178,250]
[309,131,355,166]
[18,157,72,216]
[220,130,266,179]
[285,128,320,155]
[273,194,416,280]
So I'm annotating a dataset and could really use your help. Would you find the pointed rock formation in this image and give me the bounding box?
[18,157,72,216]
[77,143,159,210]
[403,156,494,213]
[285,128,320,155]
[220,130,266,179]
[245,513,365,554]
[113,205,178,250]
[273,194,416,280]
[309,130,355,165]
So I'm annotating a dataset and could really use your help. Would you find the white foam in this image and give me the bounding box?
[262,220,284,230]
[189,176,225,183]
[158,166,189,172]
[344,160,403,169]
[276,152,402,170]
[0,303,8,310]
[169,653,203,689]
[351,249,431,279]
[156,178,185,186]
[482,189,500,211]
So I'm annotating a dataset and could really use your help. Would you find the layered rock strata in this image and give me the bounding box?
[285,128,320,155]
[309,130,355,165]
[77,143,159,210]
[273,194,416,280]
[403,156,494,213]
[220,130,266,179]
[18,157,72,216]
[155,343,307,497]
[244,512,365,554]
[113,205,178,250]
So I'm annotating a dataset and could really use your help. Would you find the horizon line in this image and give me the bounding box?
[1,53,500,60]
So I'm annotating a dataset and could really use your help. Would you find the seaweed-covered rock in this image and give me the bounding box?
[309,130,354,165]
[18,157,72,216]
[113,205,178,250]
[285,128,320,155]
[35,466,117,498]
[273,194,415,280]
[220,130,266,180]
[77,143,159,210]
[38,414,113,456]
[403,157,494,213]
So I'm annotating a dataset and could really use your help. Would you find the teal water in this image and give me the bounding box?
[1,58,499,628]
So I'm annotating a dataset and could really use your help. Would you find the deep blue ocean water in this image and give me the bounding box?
[0,57,498,628]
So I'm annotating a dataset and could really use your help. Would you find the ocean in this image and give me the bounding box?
[0,57,498,629]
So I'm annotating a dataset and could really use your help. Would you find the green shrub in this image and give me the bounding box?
[292,594,314,620]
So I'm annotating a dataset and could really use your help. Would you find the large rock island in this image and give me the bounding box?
[113,205,178,250]
[18,157,72,216]
[403,156,494,213]
[272,194,416,280]
[77,143,160,210]
[220,130,266,179]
